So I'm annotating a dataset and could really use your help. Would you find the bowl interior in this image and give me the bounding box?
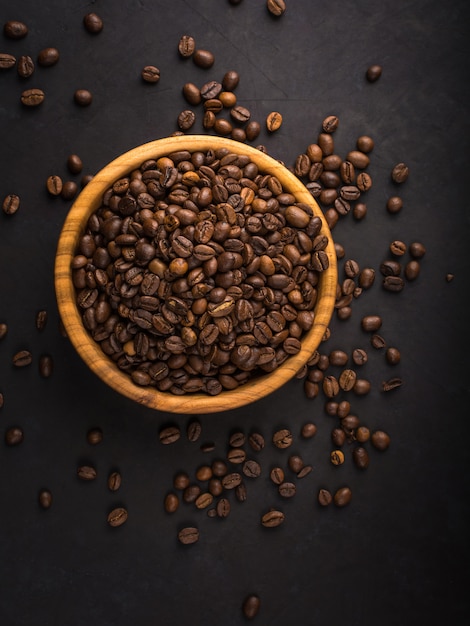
[55,135,337,413]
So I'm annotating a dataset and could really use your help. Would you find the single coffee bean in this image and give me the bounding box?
[193,49,214,68]
[322,115,339,133]
[211,460,228,477]
[35,310,48,331]
[242,594,261,620]
[229,431,245,447]
[353,378,371,395]
[12,350,32,367]
[446,273,454,282]
[331,427,346,447]
[297,465,313,479]
[318,488,333,506]
[187,419,202,442]
[46,175,63,196]
[4,20,28,39]
[141,65,160,83]
[270,467,285,485]
[386,196,403,214]
[37,47,59,67]
[245,120,261,141]
[371,334,386,349]
[353,202,367,220]
[380,259,402,277]
[107,507,128,527]
[272,428,293,449]
[0,323,7,340]
[221,472,242,489]
[361,315,382,332]
[248,432,265,451]
[178,35,196,58]
[83,13,103,33]
[355,426,371,443]
[382,377,403,392]
[288,455,304,473]
[21,88,45,106]
[409,241,426,259]
[108,471,122,491]
[159,425,181,444]
[371,430,391,450]
[74,89,92,106]
[86,427,103,445]
[366,64,382,82]
[5,426,24,446]
[390,240,407,256]
[195,492,214,509]
[38,354,53,378]
[353,446,370,469]
[77,465,97,480]
[266,111,283,131]
[261,509,285,527]
[222,70,240,91]
[216,497,231,518]
[301,422,317,438]
[279,481,296,498]
[267,0,286,17]
[164,492,179,513]
[330,450,345,466]
[17,55,34,78]
[405,260,420,280]
[227,447,246,464]
[243,459,261,478]
[178,526,199,544]
[0,53,16,69]
[391,162,409,183]
[357,172,372,191]
[67,154,83,174]
[2,193,20,215]
[323,375,340,398]
[0,392,4,409]
[195,465,213,481]
[383,276,405,292]
[177,109,196,130]
[334,486,352,506]
[357,135,374,152]
[346,150,370,169]
[386,347,401,365]
[38,489,52,509]
[61,180,78,200]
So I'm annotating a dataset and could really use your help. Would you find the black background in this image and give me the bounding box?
[1,1,469,625]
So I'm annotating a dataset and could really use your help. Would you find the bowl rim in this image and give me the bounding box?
[55,135,337,414]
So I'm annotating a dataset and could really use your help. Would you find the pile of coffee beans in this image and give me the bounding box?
[72,148,331,395]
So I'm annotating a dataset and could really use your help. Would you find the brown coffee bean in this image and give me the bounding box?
[391,162,409,183]
[0,323,8,340]
[38,489,52,509]
[77,465,97,480]
[108,471,122,492]
[86,427,103,445]
[330,450,345,466]
[183,484,201,503]
[141,65,160,83]
[74,89,92,106]
[243,459,261,478]
[0,53,16,69]
[383,276,405,292]
[12,350,32,367]
[382,377,403,392]
[193,49,215,68]
[108,507,128,527]
[409,241,426,259]
[227,448,246,464]
[38,354,53,378]
[261,509,285,527]
[385,347,401,365]
[386,196,403,214]
[267,0,286,16]
[248,432,265,451]
[301,422,317,438]
[279,482,296,498]
[366,64,382,82]
[288,455,304,473]
[405,260,420,281]
[21,88,45,106]
[323,375,339,398]
[266,111,283,131]
[195,492,214,509]
[17,55,34,78]
[178,526,199,544]
[46,175,63,196]
[5,426,24,446]
[272,428,293,449]
[242,594,261,620]
[331,427,346,447]
[270,466,285,485]
[177,109,196,130]
[355,426,371,443]
[371,334,386,349]
[353,446,370,469]
[371,430,391,450]
[4,20,28,39]
[390,240,407,256]
[37,47,59,67]
[2,193,20,215]
[361,315,382,332]
[159,425,181,444]
[187,419,202,442]
[35,309,48,331]
[353,378,371,395]
[334,486,352,506]
[61,180,78,200]
[318,488,333,506]
[356,135,374,152]
[83,13,103,33]
[164,492,179,513]
[216,497,231,518]
[221,472,242,489]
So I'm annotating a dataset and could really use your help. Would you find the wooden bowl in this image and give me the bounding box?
[55,135,337,413]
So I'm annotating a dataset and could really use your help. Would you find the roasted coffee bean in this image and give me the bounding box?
[229,431,245,447]
[219,91,237,107]
[380,260,401,277]
[353,378,371,395]
[212,460,228,477]
[74,89,92,106]
[339,368,356,391]
[245,120,261,141]
[329,350,348,366]
[21,88,45,106]
[174,472,190,490]
[108,507,128,527]
[4,20,28,39]
[318,488,333,506]
[0,53,16,69]
[382,377,403,392]
[243,459,261,478]
[5,426,24,446]
[267,0,286,17]
[301,422,317,438]
[222,70,240,91]
[266,111,283,131]
[2,193,20,215]
[195,465,212,481]
[86,427,103,445]
[178,526,199,544]
[61,181,78,200]
[355,426,371,443]
[405,260,420,280]
[195,492,214,509]
[83,13,103,33]
[164,492,179,513]
[261,509,285,527]
[221,472,242,489]
[242,594,261,620]
[177,109,196,130]
[334,486,352,506]
[390,240,407,256]
[159,425,181,444]
[330,450,345,466]
[386,196,403,214]
[230,104,251,123]
[108,471,122,492]
[331,427,346,447]
[200,80,222,100]
[371,334,386,349]
[141,65,160,83]
[297,465,312,479]
[17,54,34,77]
[38,47,59,67]
[323,375,339,398]
[371,430,391,450]
[357,135,374,153]
[46,175,63,196]
[366,64,382,82]
[67,154,83,174]
[409,241,426,259]
[193,49,214,68]
[227,448,246,464]
[183,484,201,503]
[391,162,409,183]
[178,35,196,57]
[77,465,97,480]
[12,350,32,367]
[272,428,293,449]
[248,432,265,451]
[216,497,231,518]
[385,347,401,365]
[361,315,382,332]
[38,489,52,509]
[322,115,339,133]
[279,482,296,498]
[270,467,285,485]
[287,455,304,473]
[383,276,405,292]
[353,202,367,220]
[187,419,202,442]
[0,323,8,340]
[353,446,370,469]
[38,354,53,378]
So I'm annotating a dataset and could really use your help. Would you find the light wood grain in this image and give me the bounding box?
[55,135,337,413]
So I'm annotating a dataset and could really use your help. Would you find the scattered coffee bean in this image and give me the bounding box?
[272,429,293,449]
[331,427,346,447]
[86,427,103,445]
[37,47,59,67]
[391,162,409,183]
[216,497,231,518]
[83,13,103,33]
[177,109,196,130]
[38,489,52,509]
[366,64,382,82]
[159,425,181,444]
[61,180,78,200]
[193,49,215,68]
[12,349,32,367]
[0,53,16,69]
[409,241,426,258]
[2,193,20,215]
[267,0,286,17]
[242,594,261,620]
[141,65,160,83]
[270,466,285,485]
[187,419,202,442]
[279,482,296,498]
[382,377,403,392]
[355,426,371,443]
[353,378,371,395]
[38,354,53,378]
[77,465,97,480]
[5,426,24,446]
[195,492,214,509]
[248,432,265,452]
[195,464,212,481]
[173,471,190,490]
[297,465,312,479]
[4,20,28,39]
[371,430,391,451]
[222,472,242,490]
[383,276,405,292]
[108,471,122,492]
[17,54,34,78]
[318,488,333,506]
[390,240,407,256]
[446,273,454,282]
[334,486,352,506]
[361,315,382,332]
[164,492,179,513]
[0,323,8,340]
[266,111,283,131]
[301,422,317,438]
[405,260,420,281]
[178,526,199,544]
[242,459,261,478]
[261,509,285,527]
[353,446,370,469]
[74,89,93,106]
[386,196,403,214]
[288,455,304,473]
[330,450,345,466]
[21,88,45,106]
[385,347,401,365]
[35,310,48,331]
[227,447,246,464]
[370,334,386,349]
[108,507,128,527]
[67,154,83,174]
[46,175,63,196]
[178,35,196,58]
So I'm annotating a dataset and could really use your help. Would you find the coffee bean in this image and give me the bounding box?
[4,20,28,39]
[108,507,128,527]
[221,472,242,489]
[74,89,92,106]
[361,315,382,332]
[77,465,97,480]
[248,432,265,452]
[353,378,371,395]
[270,467,285,485]
[187,419,202,442]
[334,486,352,506]
[177,109,196,130]
[355,426,370,443]
[330,450,345,466]
[46,175,63,196]
[353,202,367,220]
[370,334,386,349]
[245,120,261,141]
[318,488,333,506]
[178,526,199,544]
[35,310,48,331]
[409,241,426,259]
[61,181,78,200]
[405,260,420,281]
[279,482,296,498]
[366,64,382,82]
[0,53,16,69]
[5,426,24,446]
[159,425,181,444]
[301,422,317,438]
[164,492,179,513]
[83,13,103,33]
[371,430,391,450]
[386,196,403,214]
[383,276,404,292]
[267,0,286,17]
[261,509,285,527]
[242,594,261,619]
[331,428,346,447]
[356,135,374,152]
[193,49,214,68]
[37,47,59,67]
[216,497,231,518]
[266,111,283,131]
[353,446,370,469]
[12,350,32,367]
[385,347,401,365]
[288,455,304,473]
[390,240,407,256]
[108,471,122,492]
[141,65,160,83]
[195,492,214,509]
[178,35,196,58]
[272,428,293,449]
[297,465,313,479]
[2,193,20,215]
[67,154,83,174]
[0,323,8,340]
[322,115,339,133]
[21,88,45,106]
[227,447,246,464]
[38,354,53,378]
[38,489,52,509]
[391,162,409,183]
[17,55,34,78]
[382,377,403,392]
[86,427,103,445]
[229,431,245,447]
[243,459,261,478]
